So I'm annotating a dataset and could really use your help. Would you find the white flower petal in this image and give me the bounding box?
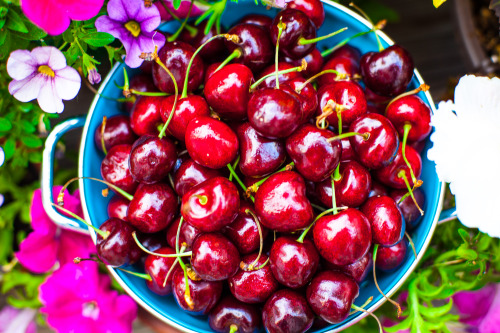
[454,75,500,121]
[0,147,4,167]
[6,49,37,80]
[8,74,45,103]
[37,80,64,114]
[54,66,81,100]
[31,46,67,70]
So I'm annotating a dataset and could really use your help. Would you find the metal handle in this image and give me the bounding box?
[41,116,88,234]
[438,207,457,224]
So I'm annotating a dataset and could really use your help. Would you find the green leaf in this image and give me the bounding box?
[173,0,181,10]
[28,151,42,164]
[12,18,47,40]
[20,119,36,133]
[20,135,42,148]
[62,28,75,43]
[0,28,7,45]
[0,117,12,131]
[5,8,28,33]
[0,32,11,60]
[418,299,453,318]
[81,32,115,47]
[0,228,13,264]
[458,228,470,242]
[3,138,15,160]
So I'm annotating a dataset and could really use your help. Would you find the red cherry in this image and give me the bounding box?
[160,95,210,141]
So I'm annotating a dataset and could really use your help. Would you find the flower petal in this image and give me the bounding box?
[31,46,67,70]
[136,5,161,32]
[453,284,496,325]
[54,66,81,100]
[120,0,144,22]
[58,230,96,267]
[0,306,37,333]
[95,16,130,42]
[106,0,129,22]
[8,74,45,103]
[21,0,70,35]
[124,32,165,68]
[63,0,104,21]
[6,49,37,81]
[15,231,58,273]
[37,79,64,114]
[30,188,57,235]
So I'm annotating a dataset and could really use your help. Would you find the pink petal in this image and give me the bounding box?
[30,188,57,235]
[8,74,45,103]
[57,230,96,266]
[453,284,496,326]
[31,46,67,70]
[63,0,104,21]
[15,231,58,273]
[21,0,70,35]
[96,291,137,333]
[478,285,500,332]
[54,66,81,100]
[37,79,64,114]
[6,49,37,81]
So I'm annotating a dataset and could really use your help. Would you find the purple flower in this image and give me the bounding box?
[39,261,137,333]
[453,284,500,332]
[15,186,96,274]
[7,46,81,114]
[95,0,166,68]
[88,66,102,85]
[0,305,37,333]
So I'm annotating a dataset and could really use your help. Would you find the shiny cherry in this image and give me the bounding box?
[144,246,180,295]
[123,74,159,112]
[107,195,129,221]
[374,145,422,189]
[369,181,389,198]
[160,95,210,141]
[94,115,137,153]
[325,250,373,283]
[209,295,261,333]
[101,144,138,195]
[327,45,361,63]
[390,188,425,229]
[339,137,358,162]
[263,289,314,333]
[287,0,325,27]
[239,13,273,30]
[257,62,302,89]
[173,158,222,197]
[270,9,316,59]
[96,217,141,267]
[166,216,201,250]
[361,195,405,247]
[317,56,359,87]
[376,240,408,271]
[130,96,164,136]
[281,48,323,77]
[385,95,432,142]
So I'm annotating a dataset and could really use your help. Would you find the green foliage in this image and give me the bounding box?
[1,268,46,308]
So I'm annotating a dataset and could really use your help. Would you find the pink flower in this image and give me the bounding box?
[15,186,96,274]
[454,284,500,332]
[20,0,104,35]
[39,261,137,333]
[7,47,81,114]
[0,305,37,333]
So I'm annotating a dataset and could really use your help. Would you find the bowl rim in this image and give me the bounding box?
[78,1,445,331]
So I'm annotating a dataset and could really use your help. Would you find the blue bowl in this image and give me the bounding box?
[41,0,446,331]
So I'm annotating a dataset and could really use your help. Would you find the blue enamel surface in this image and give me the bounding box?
[80,1,443,332]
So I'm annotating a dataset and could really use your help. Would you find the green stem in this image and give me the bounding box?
[117,268,152,281]
[296,69,344,93]
[155,56,178,139]
[215,49,242,72]
[158,97,176,139]
[132,232,192,258]
[163,244,187,288]
[244,209,263,270]
[331,173,338,215]
[247,162,294,193]
[229,324,238,333]
[298,27,348,45]
[348,2,383,51]
[297,207,337,243]
[52,204,109,239]
[406,231,417,259]
[229,155,240,181]
[321,30,373,57]
[401,123,419,186]
[227,163,254,203]
[333,163,341,182]
[59,177,133,202]
[58,41,68,51]
[249,66,304,91]
[337,108,343,135]
[398,170,424,215]
[255,257,270,270]
[351,304,383,333]
[327,131,369,142]
[373,244,402,316]
[275,19,285,89]
[167,0,195,42]
[100,116,108,155]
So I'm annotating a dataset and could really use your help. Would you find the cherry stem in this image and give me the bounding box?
[227,163,255,203]
[337,107,343,135]
[315,100,347,130]
[349,296,374,314]
[296,69,346,93]
[167,0,195,42]
[386,84,430,109]
[327,131,369,142]
[351,304,383,333]
[178,257,194,309]
[349,2,383,51]
[330,173,338,215]
[116,267,152,282]
[181,34,239,99]
[244,209,263,270]
[255,257,270,270]
[193,195,208,205]
[229,324,238,333]
[333,164,342,182]
[100,116,108,155]
[228,156,240,181]
[215,49,242,72]
[122,68,131,98]
[249,63,306,91]
[176,216,184,254]
[297,207,337,243]
[246,162,294,195]
[58,177,133,203]
[401,123,420,187]
[163,244,187,288]
[397,170,424,216]
[373,244,403,317]
[52,203,109,239]
[311,203,327,211]
[132,232,193,258]
[298,27,348,45]
[275,19,285,89]
[406,232,417,259]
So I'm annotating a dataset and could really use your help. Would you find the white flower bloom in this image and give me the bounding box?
[428,75,500,237]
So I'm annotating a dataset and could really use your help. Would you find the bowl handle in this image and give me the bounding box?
[41,116,89,234]
[438,207,457,224]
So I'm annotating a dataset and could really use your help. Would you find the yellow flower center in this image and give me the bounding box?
[125,21,141,37]
[38,65,55,77]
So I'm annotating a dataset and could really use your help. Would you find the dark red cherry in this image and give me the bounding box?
[137,232,167,265]
[129,135,177,184]
[281,48,324,77]
[238,13,273,31]
[280,77,318,122]
[313,208,372,265]
[349,113,399,170]
[390,188,425,229]
[160,95,210,141]
[306,270,359,323]
[127,183,178,233]
[369,181,389,198]
[107,195,129,221]
[248,88,302,139]
[224,202,269,254]
[287,0,325,27]
[181,177,240,232]
[144,246,180,295]
[174,158,222,197]
[317,56,359,87]
[410,139,426,154]
[185,116,239,169]
[96,218,141,267]
[325,250,373,283]
[376,240,408,271]
[123,74,159,112]
[270,9,316,60]
[172,268,223,315]
[228,253,279,304]
[166,216,201,250]
[339,137,358,162]
[385,95,432,142]
[209,295,261,333]
[94,115,137,153]
[204,64,254,120]
[178,20,227,62]
[130,96,164,136]
[255,171,314,232]
[101,144,138,195]
[365,86,391,106]
[257,62,302,89]
[374,145,422,189]
[286,124,341,182]
[235,122,286,178]
[263,289,314,333]
[316,160,372,208]
[328,45,361,63]
[360,45,414,97]
[316,81,367,130]
[153,41,205,94]
[361,195,404,247]
[269,236,319,288]
[225,23,274,72]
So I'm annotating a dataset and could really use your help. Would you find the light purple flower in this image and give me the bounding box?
[88,67,102,85]
[95,0,166,68]
[0,305,37,333]
[39,261,137,333]
[7,46,81,114]
[0,146,4,167]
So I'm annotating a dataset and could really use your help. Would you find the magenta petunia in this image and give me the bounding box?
[39,261,137,333]
[95,0,166,68]
[21,0,104,35]
[15,186,96,274]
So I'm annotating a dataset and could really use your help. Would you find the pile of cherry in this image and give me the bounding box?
[71,1,433,332]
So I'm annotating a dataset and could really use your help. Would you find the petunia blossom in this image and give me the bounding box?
[427,75,500,237]
[15,186,96,274]
[0,305,37,333]
[95,0,166,68]
[7,46,81,114]
[39,261,137,333]
[21,0,104,35]
[454,284,500,332]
